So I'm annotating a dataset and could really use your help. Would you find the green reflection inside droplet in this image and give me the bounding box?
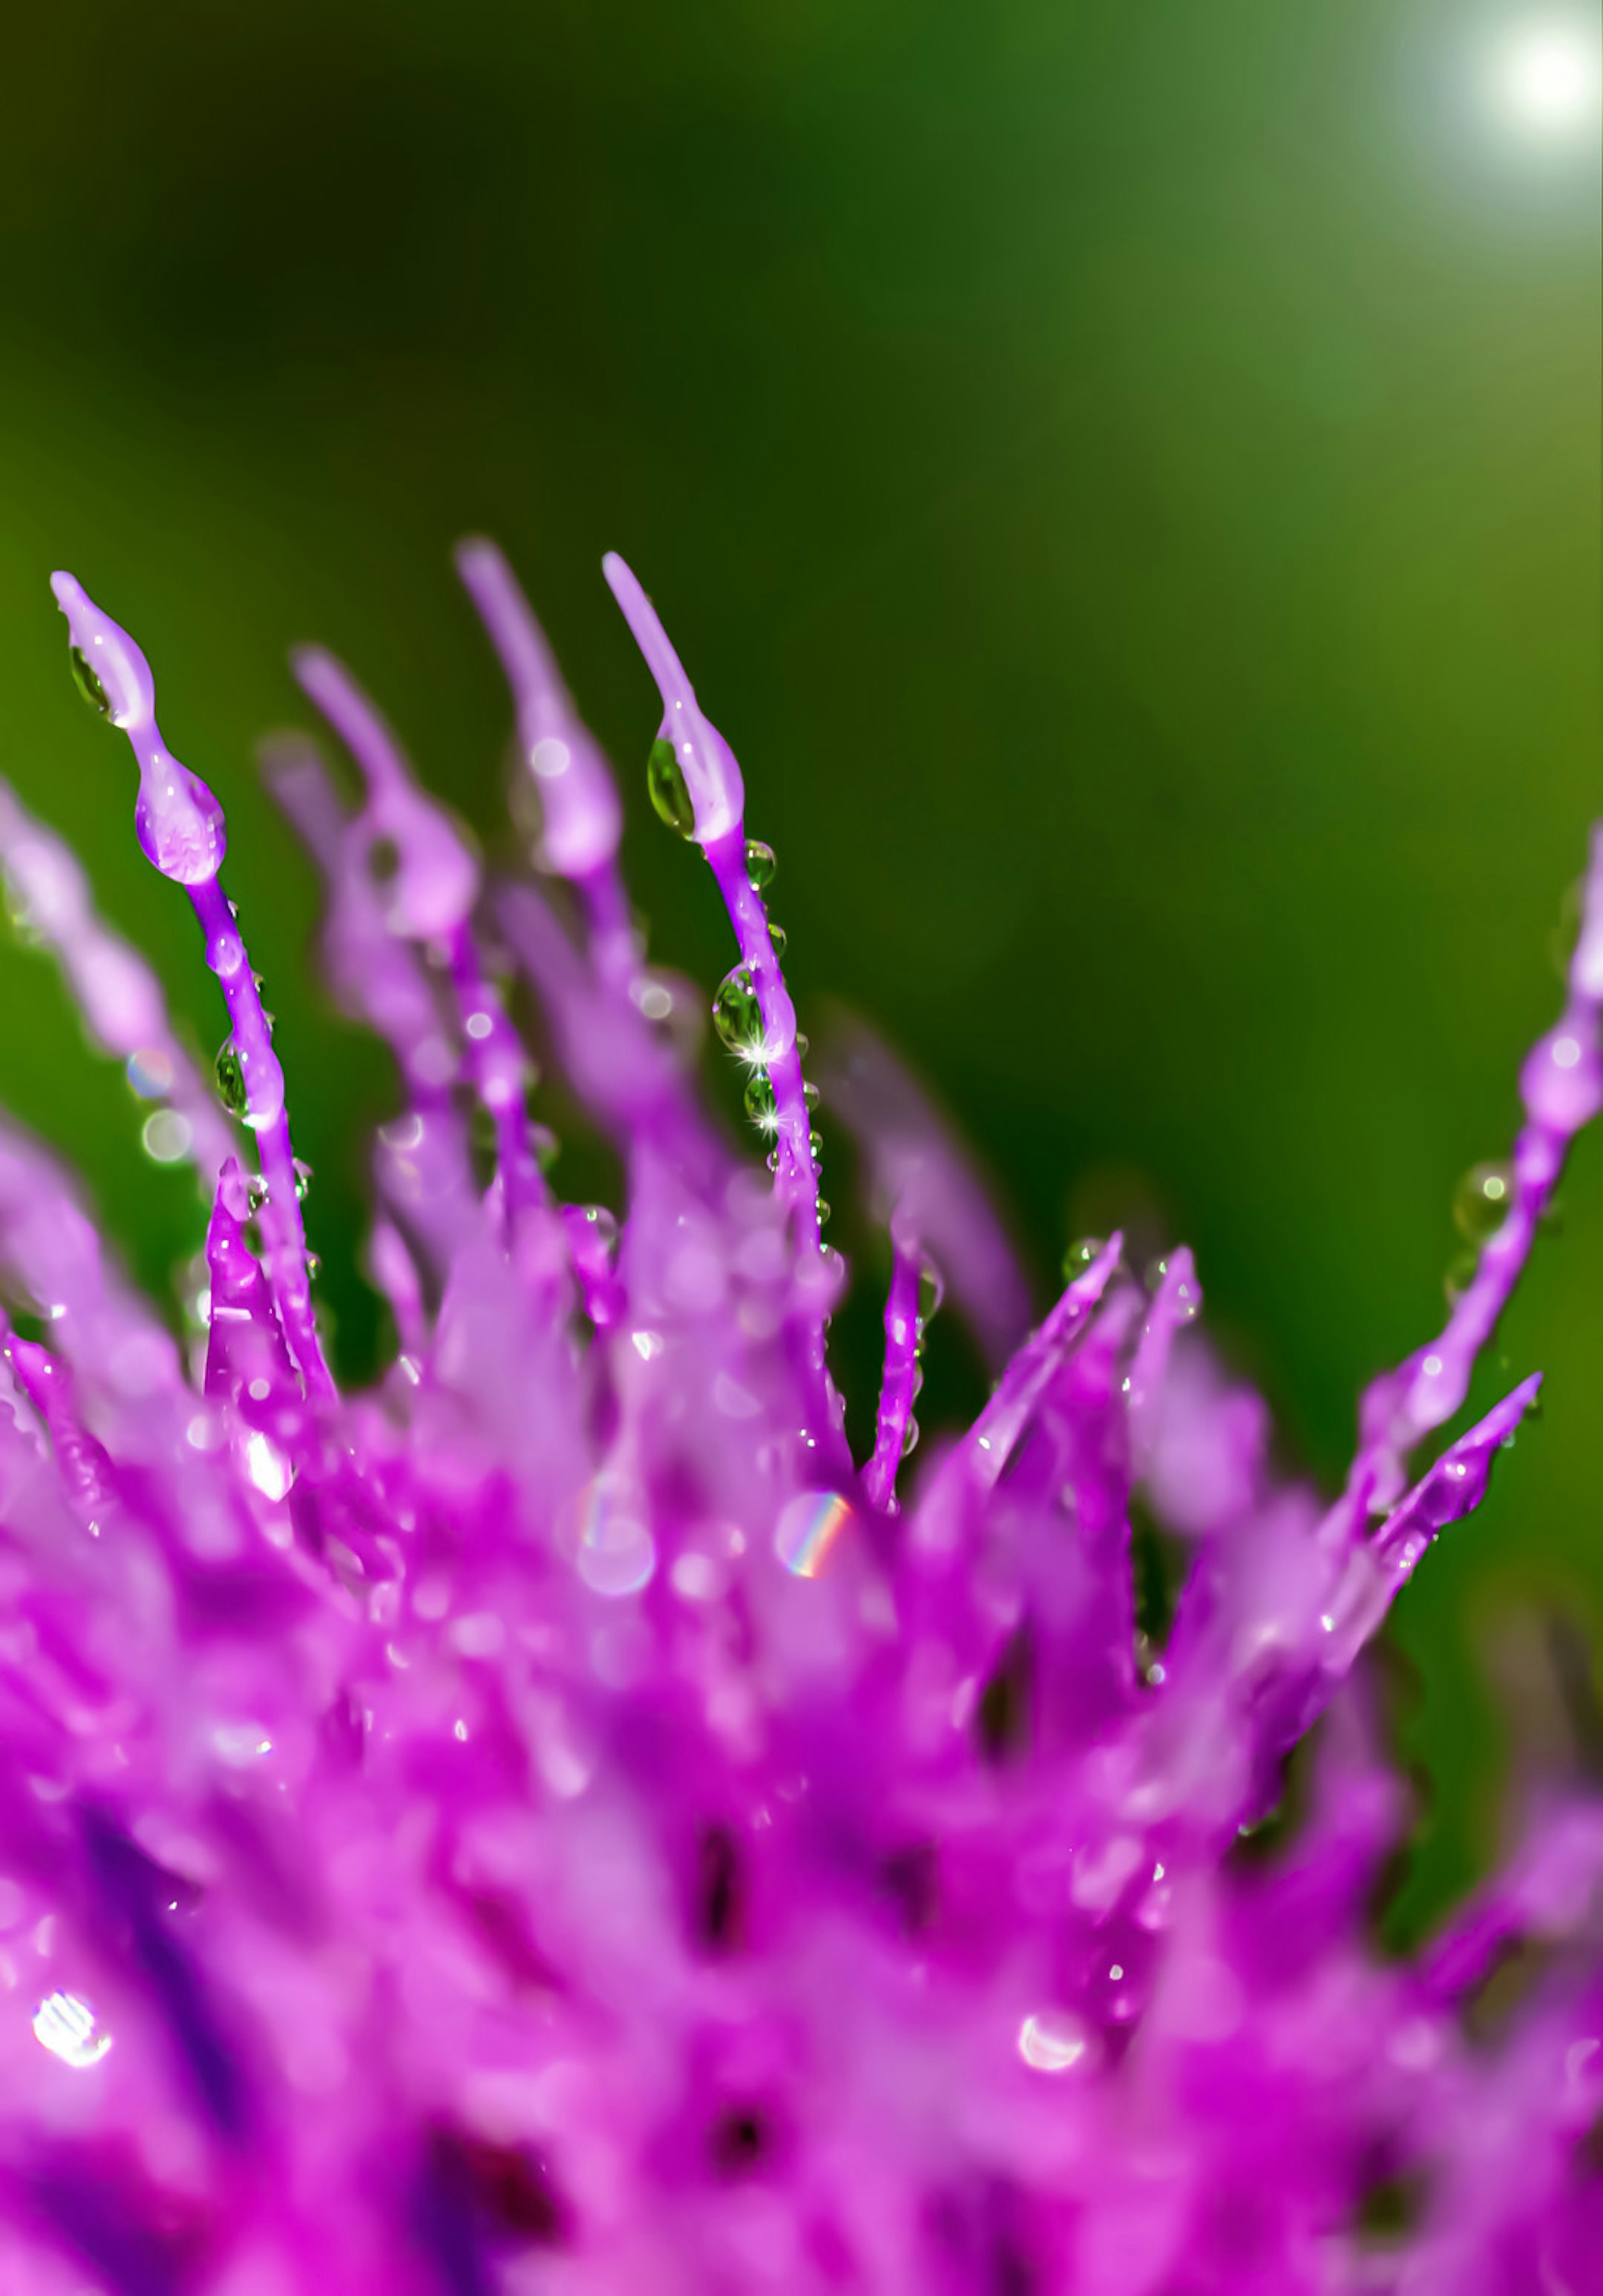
[647,738,695,838]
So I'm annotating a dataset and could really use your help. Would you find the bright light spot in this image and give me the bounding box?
[633,978,674,1021]
[243,1431,293,1502]
[464,1011,493,1041]
[141,1108,192,1164]
[630,1329,664,1362]
[1018,2010,1089,2074]
[1554,1034,1583,1067]
[530,738,571,780]
[1494,18,1602,134]
[1422,1355,1444,1378]
[33,1990,112,2068]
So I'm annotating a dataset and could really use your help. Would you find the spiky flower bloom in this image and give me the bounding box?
[0,547,1595,2296]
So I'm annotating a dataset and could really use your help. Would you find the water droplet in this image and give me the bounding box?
[901,1416,920,1457]
[305,1252,322,1282]
[293,1159,313,1201]
[918,1260,945,1325]
[774,1489,853,1577]
[1063,1236,1105,1282]
[574,1473,656,1596]
[4,890,42,947]
[1444,1249,1479,1307]
[712,966,764,1056]
[795,1032,810,1059]
[765,1150,779,1173]
[245,1173,269,1214]
[1017,2010,1090,2076]
[580,1204,619,1252]
[744,839,776,893]
[743,1073,777,1131]
[528,1121,560,1174]
[647,738,695,838]
[803,1081,820,1113]
[214,1042,248,1117]
[768,922,788,961]
[817,1200,831,1227]
[1454,1161,1514,1246]
[67,647,111,720]
[809,1127,823,1160]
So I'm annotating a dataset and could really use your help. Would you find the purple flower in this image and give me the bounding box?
[0,544,1595,2293]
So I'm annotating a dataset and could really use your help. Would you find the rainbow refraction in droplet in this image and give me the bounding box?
[772,1487,855,1578]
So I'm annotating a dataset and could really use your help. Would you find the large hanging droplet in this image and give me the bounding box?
[214,1041,248,1118]
[1454,1161,1514,1246]
[744,839,776,893]
[767,923,788,961]
[918,1259,945,1327]
[647,738,695,838]
[68,646,111,719]
[712,966,764,1056]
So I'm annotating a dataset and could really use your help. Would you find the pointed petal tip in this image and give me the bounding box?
[453,534,499,577]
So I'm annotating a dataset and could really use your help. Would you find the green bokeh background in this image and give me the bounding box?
[0,0,1597,1936]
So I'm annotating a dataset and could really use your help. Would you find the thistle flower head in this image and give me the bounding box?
[0,547,1595,2294]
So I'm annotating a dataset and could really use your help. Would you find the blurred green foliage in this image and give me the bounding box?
[0,0,1596,1937]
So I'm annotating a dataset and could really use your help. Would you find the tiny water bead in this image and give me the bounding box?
[646,738,695,838]
[293,1159,314,1201]
[214,1041,248,1118]
[768,923,788,961]
[68,645,111,719]
[1454,1161,1515,1245]
[743,839,776,893]
[743,1074,777,1131]
[803,1081,820,1113]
